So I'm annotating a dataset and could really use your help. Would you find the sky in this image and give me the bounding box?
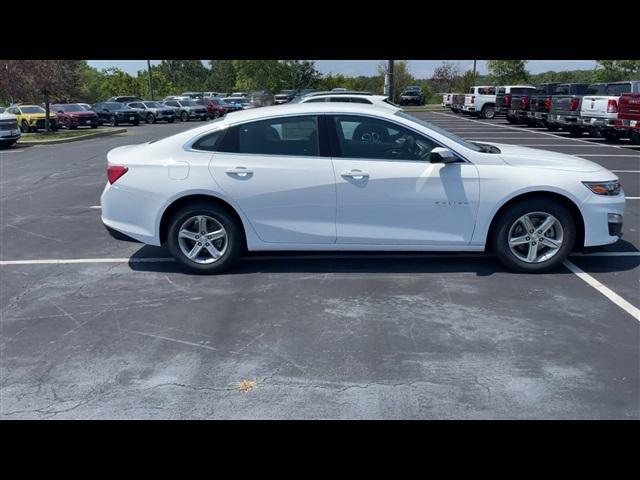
[87,60,599,78]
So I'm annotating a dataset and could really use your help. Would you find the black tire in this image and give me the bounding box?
[168,118,175,123]
[492,198,576,273]
[133,120,140,126]
[506,115,519,124]
[480,105,495,119]
[630,131,640,145]
[181,111,189,122]
[546,123,559,131]
[213,110,221,119]
[601,130,619,142]
[109,115,118,126]
[91,124,98,129]
[166,202,242,275]
[20,120,30,133]
[146,113,156,124]
[568,127,582,137]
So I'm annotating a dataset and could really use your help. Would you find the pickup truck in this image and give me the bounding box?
[0,111,21,148]
[545,83,593,135]
[614,93,640,144]
[580,80,640,140]
[450,93,465,113]
[507,84,548,125]
[442,93,452,108]
[495,85,536,121]
[527,83,562,127]
[462,86,497,118]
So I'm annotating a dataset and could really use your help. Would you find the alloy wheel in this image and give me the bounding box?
[507,212,564,263]
[177,215,228,264]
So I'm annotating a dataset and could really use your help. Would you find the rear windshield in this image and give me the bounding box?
[497,87,506,94]
[586,84,607,95]
[607,83,632,96]
[555,85,570,95]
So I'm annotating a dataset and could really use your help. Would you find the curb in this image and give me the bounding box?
[17,128,128,145]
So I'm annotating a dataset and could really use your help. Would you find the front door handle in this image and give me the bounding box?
[226,167,253,177]
[341,170,369,180]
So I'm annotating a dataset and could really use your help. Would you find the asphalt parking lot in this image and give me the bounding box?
[1,113,638,419]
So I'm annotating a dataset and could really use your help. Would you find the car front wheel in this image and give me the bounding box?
[492,198,576,273]
[167,202,242,274]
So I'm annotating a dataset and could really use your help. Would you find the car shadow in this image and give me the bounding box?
[127,243,639,276]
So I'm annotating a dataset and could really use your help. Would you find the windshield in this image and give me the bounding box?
[21,106,45,114]
[395,111,483,152]
[181,100,197,106]
[60,104,85,112]
[105,103,126,110]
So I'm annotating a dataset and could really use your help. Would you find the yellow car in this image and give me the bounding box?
[5,104,58,132]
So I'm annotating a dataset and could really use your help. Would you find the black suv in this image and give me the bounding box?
[93,102,141,126]
[399,87,425,106]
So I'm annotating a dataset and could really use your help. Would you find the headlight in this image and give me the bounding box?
[583,180,621,196]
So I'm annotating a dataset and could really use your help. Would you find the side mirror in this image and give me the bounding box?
[430,147,459,164]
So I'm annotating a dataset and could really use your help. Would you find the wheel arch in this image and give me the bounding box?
[484,191,585,252]
[159,193,248,250]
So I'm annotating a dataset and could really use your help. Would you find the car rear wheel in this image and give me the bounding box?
[167,202,242,274]
[631,131,640,144]
[480,105,495,119]
[506,115,518,124]
[109,115,118,126]
[567,127,582,137]
[146,113,156,124]
[181,111,189,122]
[601,130,619,142]
[213,111,221,119]
[20,120,30,133]
[168,118,175,123]
[492,198,575,273]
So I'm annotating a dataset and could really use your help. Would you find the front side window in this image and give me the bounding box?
[20,106,45,114]
[331,114,438,162]
[305,97,326,103]
[219,115,319,157]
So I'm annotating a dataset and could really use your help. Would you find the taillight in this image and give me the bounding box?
[570,98,580,111]
[504,94,511,106]
[470,95,475,104]
[520,96,530,109]
[107,165,128,184]
[544,96,552,111]
[607,99,618,113]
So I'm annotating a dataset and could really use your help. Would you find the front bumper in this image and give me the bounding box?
[581,192,625,247]
[0,128,21,140]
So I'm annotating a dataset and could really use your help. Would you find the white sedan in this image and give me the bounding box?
[101,103,625,274]
[297,92,399,110]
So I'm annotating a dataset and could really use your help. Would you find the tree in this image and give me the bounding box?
[0,60,84,131]
[454,70,477,95]
[377,60,416,102]
[486,60,529,84]
[232,60,289,93]
[282,60,321,90]
[431,61,461,92]
[136,66,174,99]
[156,60,209,92]
[207,60,237,92]
[594,60,640,82]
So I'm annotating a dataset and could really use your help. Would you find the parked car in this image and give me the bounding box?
[163,96,190,103]
[545,83,593,135]
[462,86,497,119]
[93,102,141,126]
[496,85,536,120]
[52,103,99,129]
[126,101,176,124]
[162,99,208,122]
[274,90,298,104]
[399,88,425,106]
[101,103,625,275]
[250,91,274,107]
[442,94,453,108]
[292,89,320,103]
[579,81,640,141]
[614,92,640,144]
[222,97,256,109]
[5,104,58,132]
[203,97,241,119]
[0,111,21,147]
[298,92,399,110]
[504,86,538,124]
[181,92,205,99]
[526,83,562,127]
[450,94,465,113]
[107,96,143,103]
[229,92,250,98]
[77,103,93,111]
[331,88,348,92]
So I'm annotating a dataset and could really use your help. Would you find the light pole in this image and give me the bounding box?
[147,60,154,100]
[385,60,395,102]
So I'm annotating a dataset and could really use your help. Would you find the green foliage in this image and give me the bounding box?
[594,60,640,82]
[486,60,529,84]
[207,60,237,92]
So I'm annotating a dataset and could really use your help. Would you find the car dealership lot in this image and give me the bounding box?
[1,114,638,419]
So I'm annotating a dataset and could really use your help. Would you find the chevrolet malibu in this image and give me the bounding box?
[101,104,625,274]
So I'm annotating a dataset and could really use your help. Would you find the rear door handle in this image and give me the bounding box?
[226,167,253,177]
[341,170,369,179]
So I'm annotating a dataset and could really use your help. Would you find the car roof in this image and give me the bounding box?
[306,90,374,97]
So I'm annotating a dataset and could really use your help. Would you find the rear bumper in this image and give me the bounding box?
[547,113,581,127]
[580,116,617,129]
[462,105,477,112]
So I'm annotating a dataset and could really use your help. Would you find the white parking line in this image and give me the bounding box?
[1,251,638,266]
[626,197,640,200]
[0,149,24,153]
[563,260,640,321]
[611,170,640,173]
[90,206,101,209]
[578,155,640,157]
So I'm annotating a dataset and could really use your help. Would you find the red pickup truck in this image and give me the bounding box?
[614,93,640,144]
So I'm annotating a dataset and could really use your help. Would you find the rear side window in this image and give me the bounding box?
[218,115,319,157]
[349,97,372,104]
[586,84,607,95]
[192,130,225,152]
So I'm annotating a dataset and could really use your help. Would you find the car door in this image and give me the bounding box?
[328,114,480,246]
[207,114,337,244]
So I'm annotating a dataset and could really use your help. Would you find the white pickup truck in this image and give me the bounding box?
[579,80,640,140]
[0,111,21,148]
[462,86,497,118]
[442,93,452,108]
